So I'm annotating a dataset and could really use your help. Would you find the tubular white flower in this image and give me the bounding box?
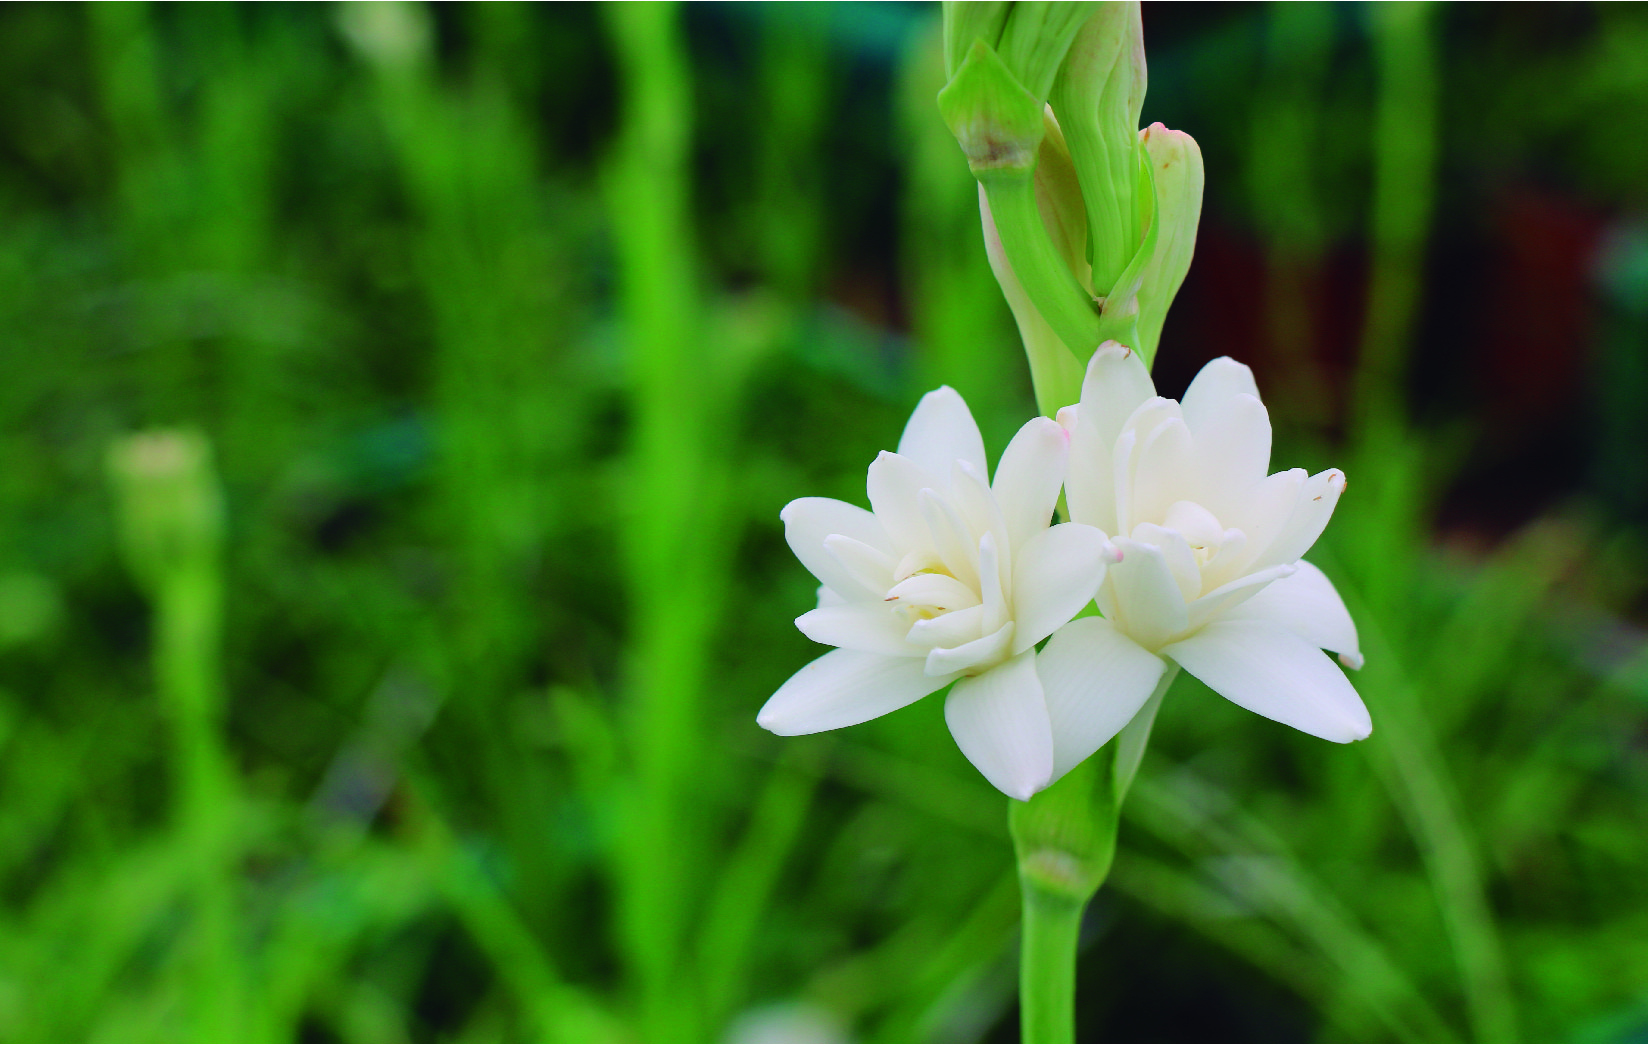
[759,387,1113,800]
[1044,343,1370,775]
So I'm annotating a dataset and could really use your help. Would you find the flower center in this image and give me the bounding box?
[1161,500,1223,566]
[884,551,981,629]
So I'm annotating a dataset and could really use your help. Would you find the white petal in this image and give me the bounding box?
[1111,397,1181,534]
[1221,469,1305,574]
[1076,342,1157,451]
[897,386,987,487]
[1130,523,1201,602]
[1036,617,1167,781]
[1161,619,1372,742]
[944,650,1053,800]
[1066,343,1155,534]
[1009,523,1110,654]
[758,648,956,735]
[782,498,894,601]
[866,452,941,555]
[1181,356,1261,431]
[907,603,986,649]
[817,585,845,608]
[952,460,1012,590]
[918,489,981,591]
[992,417,1069,553]
[1198,527,1249,592]
[823,534,896,596]
[1162,500,1224,550]
[1226,559,1363,669]
[1186,563,1296,631]
[977,531,1009,634]
[1130,417,1197,531]
[886,572,980,613]
[925,620,1014,676]
[1249,469,1346,570]
[795,603,920,657]
[1105,538,1190,650]
[1193,393,1272,522]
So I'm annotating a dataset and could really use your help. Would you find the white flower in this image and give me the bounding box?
[758,387,1114,799]
[1039,342,1370,775]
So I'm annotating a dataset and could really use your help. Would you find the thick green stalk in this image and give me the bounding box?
[1019,885,1084,1044]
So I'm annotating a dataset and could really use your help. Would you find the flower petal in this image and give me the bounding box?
[1009,523,1111,654]
[823,534,896,596]
[1193,393,1272,521]
[758,648,956,735]
[795,603,919,657]
[1220,468,1305,575]
[925,619,1014,676]
[1160,619,1371,742]
[782,498,894,601]
[992,417,1069,553]
[866,452,942,556]
[1249,469,1346,570]
[1131,417,1197,531]
[943,650,1053,800]
[1186,562,1296,631]
[886,572,980,613]
[1066,343,1156,534]
[977,531,1009,635]
[1181,356,1261,431]
[918,489,981,591]
[952,460,1012,590]
[1036,617,1166,781]
[1104,538,1190,650]
[1225,559,1363,669]
[1130,523,1201,602]
[907,603,986,649]
[897,386,987,488]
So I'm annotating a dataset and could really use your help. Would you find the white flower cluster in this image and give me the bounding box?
[759,344,1368,800]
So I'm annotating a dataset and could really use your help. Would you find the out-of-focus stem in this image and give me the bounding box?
[109,432,241,1043]
[157,552,240,1044]
[1355,1,1438,434]
[604,4,708,1042]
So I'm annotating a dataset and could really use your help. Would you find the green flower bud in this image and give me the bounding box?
[107,431,223,593]
[1135,122,1204,365]
[1050,1,1146,296]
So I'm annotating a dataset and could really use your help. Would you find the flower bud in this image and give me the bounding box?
[107,431,223,592]
[1135,122,1204,364]
[948,1,1203,384]
[1050,1,1146,296]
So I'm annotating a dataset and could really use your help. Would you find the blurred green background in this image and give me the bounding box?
[0,2,1645,1042]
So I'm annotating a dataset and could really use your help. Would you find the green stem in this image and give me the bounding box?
[157,565,240,1043]
[1019,884,1084,1044]
[1009,666,1180,1042]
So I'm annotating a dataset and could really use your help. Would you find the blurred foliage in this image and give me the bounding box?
[0,3,1644,1043]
